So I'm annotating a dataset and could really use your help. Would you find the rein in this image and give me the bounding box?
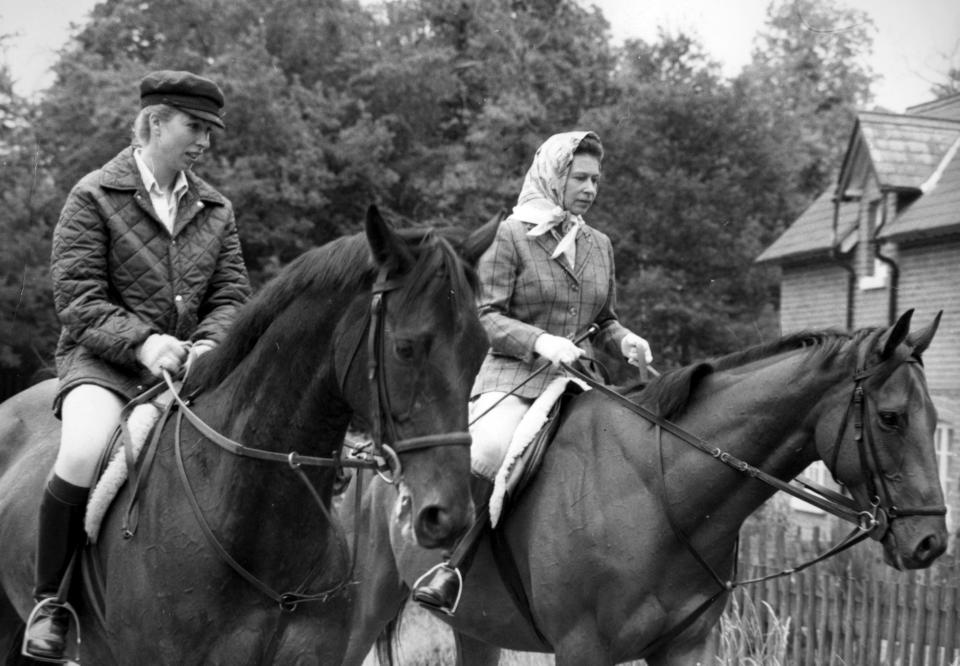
[120,262,472,615]
[559,350,946,657]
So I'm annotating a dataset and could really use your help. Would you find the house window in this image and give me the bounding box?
[858,258,889,290]
[858,200,889,290]
[791,461,829,513]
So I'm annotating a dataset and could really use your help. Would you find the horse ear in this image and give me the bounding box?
[459,208,506,267]
[909,310,942,358]
[365,205,413,271]
[879,309,914,360]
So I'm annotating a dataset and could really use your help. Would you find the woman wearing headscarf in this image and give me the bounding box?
[413,130,652,614]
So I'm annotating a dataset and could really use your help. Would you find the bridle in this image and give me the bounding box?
[825,355,947,538]
[353,265,473,483]
[119,262,472,615]
[558,340,945,656]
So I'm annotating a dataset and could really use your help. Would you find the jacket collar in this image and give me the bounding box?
[530,223,597,281]
[99,146,227,208]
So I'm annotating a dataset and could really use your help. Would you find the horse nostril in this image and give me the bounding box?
[416,504,458,547]
[914,533,945,565]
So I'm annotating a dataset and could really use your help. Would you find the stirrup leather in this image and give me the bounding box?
[413,562,464,616]
[22,597,82,664]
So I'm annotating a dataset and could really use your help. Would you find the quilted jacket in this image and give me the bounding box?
[51,146,250,396]
[470,216,628,399]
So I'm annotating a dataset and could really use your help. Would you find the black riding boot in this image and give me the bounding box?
[24,474,88,661]
[413,476,493,615]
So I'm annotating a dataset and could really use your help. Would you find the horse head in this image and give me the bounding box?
[816,309,946,569]
[343,206,487,549]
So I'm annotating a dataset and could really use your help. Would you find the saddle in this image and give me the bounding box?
[482,378,586,647]
[488,377,587,526]
[85,383,176,542]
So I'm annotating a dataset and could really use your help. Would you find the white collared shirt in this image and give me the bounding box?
[134,148,189,234]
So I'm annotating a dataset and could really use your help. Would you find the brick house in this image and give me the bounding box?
[756,93,960,536]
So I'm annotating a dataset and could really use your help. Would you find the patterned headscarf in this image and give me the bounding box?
[508,131,603,265]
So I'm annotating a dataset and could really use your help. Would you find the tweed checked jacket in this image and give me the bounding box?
[51,147,251,402]
[471,216,629,399]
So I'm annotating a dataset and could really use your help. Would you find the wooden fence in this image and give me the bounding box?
[733,523,960,666]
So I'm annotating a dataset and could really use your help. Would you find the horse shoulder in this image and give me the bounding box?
[0,379,59,479]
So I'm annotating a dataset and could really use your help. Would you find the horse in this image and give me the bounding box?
[340,309,946,666]
[0,206,488,665]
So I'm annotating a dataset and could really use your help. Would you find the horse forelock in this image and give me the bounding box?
[392,230,478,332]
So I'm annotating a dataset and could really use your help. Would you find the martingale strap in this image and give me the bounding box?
[558,363,874,529]
[161,370,388,470]
[558,362,880,658]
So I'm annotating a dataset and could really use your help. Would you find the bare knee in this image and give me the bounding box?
[55,384,124,486]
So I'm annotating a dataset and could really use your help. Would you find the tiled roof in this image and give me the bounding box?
[759,103,960,263]
[756,191,857,263]
[879,139,960,241]
[857,112,960,190]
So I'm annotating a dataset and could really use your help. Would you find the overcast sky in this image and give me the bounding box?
[2,0,959,112]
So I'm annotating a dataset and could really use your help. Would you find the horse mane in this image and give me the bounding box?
[187,227,478,393]
[634,327,881,420]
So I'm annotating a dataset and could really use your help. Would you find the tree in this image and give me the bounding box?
[584,32,787,366]
[738,0,877,199]
[929,40,960,99]
[0,51,61,381]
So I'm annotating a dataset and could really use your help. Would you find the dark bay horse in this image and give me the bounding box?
[0,206,487,665]
[341,310,946,666]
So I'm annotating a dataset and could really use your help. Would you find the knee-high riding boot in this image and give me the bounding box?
[24,475,88,661]
[412,476,494,614]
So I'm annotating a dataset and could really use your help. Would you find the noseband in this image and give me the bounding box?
[354,266,472,483]
[827,357,946,540]
[560,342,946,657]
[123,262,472,612]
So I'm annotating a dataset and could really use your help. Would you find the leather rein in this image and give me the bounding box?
[559,346,945,656]
[122,264,470,612]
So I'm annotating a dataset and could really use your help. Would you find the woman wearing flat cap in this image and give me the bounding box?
[23,70,251,660]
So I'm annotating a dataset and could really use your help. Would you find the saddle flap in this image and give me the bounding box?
[489,379,586,526]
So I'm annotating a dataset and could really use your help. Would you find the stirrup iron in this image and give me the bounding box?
[21,597,82,664]
[413,562,464,616]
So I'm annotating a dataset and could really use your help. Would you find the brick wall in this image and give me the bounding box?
[779,263,849,333]
[897,239,960,395]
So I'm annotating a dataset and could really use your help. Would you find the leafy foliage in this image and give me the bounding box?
[3,0,944,395]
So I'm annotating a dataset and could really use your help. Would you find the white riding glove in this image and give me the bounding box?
[136,333,189,378]
[534,333,584,366]
[621,332,653,367]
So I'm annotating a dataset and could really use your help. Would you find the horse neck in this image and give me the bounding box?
[208,289,361,452]
[171,289,362,565]
[652,350,855,540]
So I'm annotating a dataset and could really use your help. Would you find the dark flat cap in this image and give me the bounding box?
[140,70,225,129]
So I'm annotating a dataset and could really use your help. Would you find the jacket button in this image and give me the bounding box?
[568,307,577,315]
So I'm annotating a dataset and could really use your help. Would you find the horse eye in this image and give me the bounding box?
[394,339,417,362]
[878,411,901,430]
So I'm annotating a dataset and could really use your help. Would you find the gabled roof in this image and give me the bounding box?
[880,137,960,241]
[755,190,858,264]
[844,112,960,192]
[907,92,960,121]
[760,98,960,264]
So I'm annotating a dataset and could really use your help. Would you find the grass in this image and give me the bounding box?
[363,594,791,665]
